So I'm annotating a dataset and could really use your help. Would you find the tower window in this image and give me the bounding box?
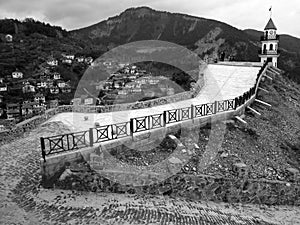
[270,44,273,50]
[265,31,268,37]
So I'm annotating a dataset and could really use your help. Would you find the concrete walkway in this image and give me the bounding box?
[48,63,261,132]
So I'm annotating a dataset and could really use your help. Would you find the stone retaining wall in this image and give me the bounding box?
[0,108,58,146]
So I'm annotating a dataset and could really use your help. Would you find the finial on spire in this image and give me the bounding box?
[269,6,272,18]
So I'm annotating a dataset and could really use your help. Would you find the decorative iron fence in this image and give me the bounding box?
[41,62,270,162]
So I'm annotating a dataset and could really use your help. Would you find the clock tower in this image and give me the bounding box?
[258,18,280,67]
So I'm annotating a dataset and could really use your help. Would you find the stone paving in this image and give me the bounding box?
[1,122,300,224]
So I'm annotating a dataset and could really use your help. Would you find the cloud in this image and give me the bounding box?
[0,0,299,37]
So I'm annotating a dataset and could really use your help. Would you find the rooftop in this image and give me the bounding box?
[264,18,277,30]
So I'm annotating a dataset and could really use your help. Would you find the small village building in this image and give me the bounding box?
[12,71,23,79]
[0,84,7,92]
[53,73,61,80]
[6,103,20,120]
[61,83,72,93]
[5,34,13,42]
[47,58,58,66]
[57,80,66,88]
[62,59,72,65]
[85,57,93,64]
[49,86,59,94]
[34,93,46,103]
[62,54,75,60]
[0,78,4,83]
[76,56,85,63]
[0,95,3,103]
[22,82,36,93]
[0,109,4,118]
[37,80,47,88]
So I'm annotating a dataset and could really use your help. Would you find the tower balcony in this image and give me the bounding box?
[258,49,280,55]
[260,35,280,41]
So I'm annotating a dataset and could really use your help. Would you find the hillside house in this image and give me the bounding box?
[0,108,4,118]
[6,103,20,120]
[62,54,75,60]
[53,72,61,80]
[47,58,58,66]
[49,86,59,94]
[37,80,47,88]
[22,82,36,93]
[34,93,46,103]
[12,71,23,79]
[61,83,71,93]
[0,78,4,84]
[46,80,54,87]
[85,57,93,64]
[5,34,12,42]
[21,102,36,116]
[0,95,3,103]
[0,84,7,92]
[57,80,66,88]
[62,59,72,65]
[76,56,85,63]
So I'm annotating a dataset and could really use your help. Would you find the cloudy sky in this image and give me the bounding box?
[0,0,299,37]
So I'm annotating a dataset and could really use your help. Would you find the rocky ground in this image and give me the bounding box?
[0,121,299,224]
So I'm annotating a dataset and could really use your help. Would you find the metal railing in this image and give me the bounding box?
[40,62,270,162]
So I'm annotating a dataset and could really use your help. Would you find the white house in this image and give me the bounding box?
[76,56,85,63]
[5,34,12,42]
[34,93,46,103]
[47,58,58,66]
[37,81,47,88]
[53,72,61,80]
[62,59,72,65]
[12,71,23,79]
[22,83,35,93]
[0,78,4,84]
[57,80,66,88]
[0,84,8,92]
[49,86,59,94]
[62,53,75,60]
[85,57,93,64]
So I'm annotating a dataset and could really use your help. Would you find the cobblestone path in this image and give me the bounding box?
[0,122,299,224]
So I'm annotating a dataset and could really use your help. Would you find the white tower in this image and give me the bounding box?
[258,18,280,67]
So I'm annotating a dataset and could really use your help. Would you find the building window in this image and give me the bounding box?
[270,44,273,50]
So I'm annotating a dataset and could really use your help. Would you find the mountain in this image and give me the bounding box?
[71,7,300,83]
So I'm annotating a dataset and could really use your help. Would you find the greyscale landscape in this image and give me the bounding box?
[0,1,300,224]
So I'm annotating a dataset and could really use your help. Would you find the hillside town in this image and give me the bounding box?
[0,34,96,130]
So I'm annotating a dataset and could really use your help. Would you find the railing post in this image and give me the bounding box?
[89,128,94,147]
[191,104,194,122]
[214,101,218,114]
[163,111,167,127]
[130,118,134,137]
[40,137,46,162]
